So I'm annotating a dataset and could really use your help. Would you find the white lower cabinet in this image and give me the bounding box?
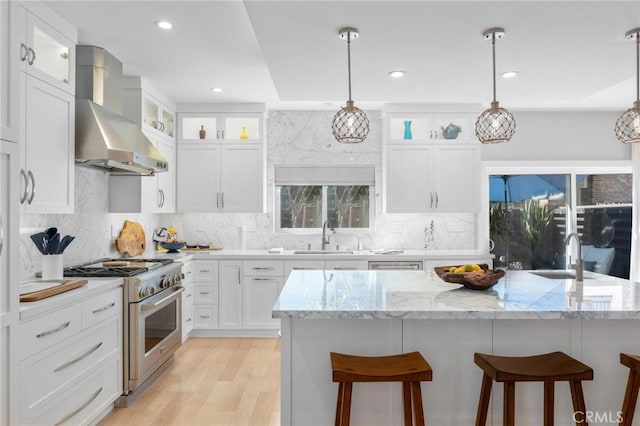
[243,260,284,329]
[324,260,369,270]
[219,260,242,329]
[17,286,123,425]
[194,305,218,329]
[192,260,219,330]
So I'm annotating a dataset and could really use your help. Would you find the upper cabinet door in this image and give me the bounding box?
[25,11,75,94]
[219,144,263,212]
[181,116,219,142]
[1,1,19,143]
[387,116,432,143]
[223,116,261,141]
[177,144,220,212]
[432,114,478,144]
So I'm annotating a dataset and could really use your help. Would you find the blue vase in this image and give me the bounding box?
[403,120,412,140]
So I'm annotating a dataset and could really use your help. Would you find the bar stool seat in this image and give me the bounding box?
[474,351,593,426]
[620,353,640,426]
[330,351,432,426]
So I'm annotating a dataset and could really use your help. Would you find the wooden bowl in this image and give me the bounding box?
[434,264,505,290]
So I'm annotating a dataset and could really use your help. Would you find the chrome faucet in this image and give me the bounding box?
[565,232,583,282]
[321,220,335,250]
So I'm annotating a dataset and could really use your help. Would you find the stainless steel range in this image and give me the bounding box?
[63,258,184,406]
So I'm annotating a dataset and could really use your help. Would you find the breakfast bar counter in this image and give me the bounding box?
[274,270,640,425]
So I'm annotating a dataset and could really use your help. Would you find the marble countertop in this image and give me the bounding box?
[19,277,124,321]
[272,269,640,320]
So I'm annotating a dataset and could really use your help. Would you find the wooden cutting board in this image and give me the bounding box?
[20,279,88,302]
[116,220,146,257]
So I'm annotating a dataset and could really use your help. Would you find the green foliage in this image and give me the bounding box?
[489,203,508,239]
[520,199,554,247]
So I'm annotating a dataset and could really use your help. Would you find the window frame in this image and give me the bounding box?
[274,184,375,234]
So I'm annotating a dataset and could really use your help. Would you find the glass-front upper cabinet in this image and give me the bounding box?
[387,113,476,144]
[179,113,261,142]
[24,10,75,94]
[143,95,175,140]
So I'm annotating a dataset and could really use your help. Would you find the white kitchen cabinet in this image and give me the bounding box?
[283,260,325,278]
[243,260,284,329]
[122,76,175,143]
[385,144,480,213]
[324,259,369,270]
[17,285,123,425]
[0,140,19,425]
[109,135,176,213]
[386,113,477,144]
[19,73,74,214]
[219,260,242,329]
[1,1,18,143]
[177,142,263,213]
[11,2,76,95]
[180,112,262,142]
[192,260,219,330]
[179,259,194,341]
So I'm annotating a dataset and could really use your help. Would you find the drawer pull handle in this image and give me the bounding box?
[199,315,210,319]
[252,267,274,270]
[37,321,70,339]
[54,387,103,426]
[186,293,193,298]
[292,267,315,270]
[199,291,210,295]
[199,269,210,273]
[252,278,272,281]
[186,318,192,322]
[54,342,103,373]
[92,302,116,314]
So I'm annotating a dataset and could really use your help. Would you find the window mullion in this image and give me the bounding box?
[321,186,328,225]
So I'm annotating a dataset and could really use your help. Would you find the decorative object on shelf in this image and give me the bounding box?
[441,123,462,139]
[240,126,249,140]
[403,120,413,140]
[116,220,146,257]
[424,220,435,250]
[331,27,370,144]
[160,241,185,253]
[475,27,516,144]
[434,264,505,290]
[199,125,206,139]
[615,28,640,143]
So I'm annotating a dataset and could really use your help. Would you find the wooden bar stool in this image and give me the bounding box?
[330,351,432,426]
[474,351,593,426]
[619,353,640,426]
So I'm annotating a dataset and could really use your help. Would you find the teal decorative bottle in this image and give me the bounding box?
[403,120,412,140]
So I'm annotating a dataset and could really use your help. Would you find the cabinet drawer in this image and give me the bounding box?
[19,318,120,420]
[181,261,194,284]
[194,283,218,305]
[82,287,122,330]
[19,304,82,360]
[194,305,218,329]
[25,356,120,426]
[284,260,324,277]
[182,304,193,339]
[193,260,218,282]
[324,260,369,270]
[243,260,283,277]
[182,283,194,307]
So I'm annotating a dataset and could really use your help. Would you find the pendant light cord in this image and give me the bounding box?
[492,32,497,103]
[347,31,353,103]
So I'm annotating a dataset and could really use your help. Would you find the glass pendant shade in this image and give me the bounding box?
[475,101,516,144]
[332,100,370,143]
[332,27,369,144]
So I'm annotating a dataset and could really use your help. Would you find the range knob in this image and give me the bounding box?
[173,273,181,285]
[138,287,146,298]
[161,276,170,289]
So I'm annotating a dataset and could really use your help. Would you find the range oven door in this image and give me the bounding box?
[129,286,183,391]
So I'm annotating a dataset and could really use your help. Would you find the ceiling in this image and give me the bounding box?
[47,1,640,110]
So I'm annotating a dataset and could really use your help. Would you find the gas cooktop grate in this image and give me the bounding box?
[62,258,174,277]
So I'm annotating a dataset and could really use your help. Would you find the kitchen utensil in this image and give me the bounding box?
[47,233,60,255]
[58,235,75,254]
[30,233,47,254]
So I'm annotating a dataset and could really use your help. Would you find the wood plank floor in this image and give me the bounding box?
[99,338,281,426]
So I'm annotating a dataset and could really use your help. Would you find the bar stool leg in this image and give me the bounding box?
[503,382,515,426]
[335,382,344,426]
[544,381,555,426]
[475,373,493,426]
[403,381,413,426]
[621,369,640,426]
[411,381,425,426]
[341,382,353,426]
[569,381,587,426]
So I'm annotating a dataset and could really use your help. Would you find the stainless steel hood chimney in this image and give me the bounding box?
[75,46,167,175]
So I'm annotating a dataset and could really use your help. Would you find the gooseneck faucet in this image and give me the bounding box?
[565,232,583,282]
[321,220,335,250]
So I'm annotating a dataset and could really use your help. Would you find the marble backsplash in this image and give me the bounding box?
[19,110,475,281]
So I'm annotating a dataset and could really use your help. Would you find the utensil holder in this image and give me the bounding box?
[42,254,63,280]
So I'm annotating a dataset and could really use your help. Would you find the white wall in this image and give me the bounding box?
[481,111,630,161]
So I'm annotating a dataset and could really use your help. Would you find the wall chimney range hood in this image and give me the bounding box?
[75,46,167,175]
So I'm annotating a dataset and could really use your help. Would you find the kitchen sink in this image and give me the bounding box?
[293,250,354,255]
[529,271,593,280]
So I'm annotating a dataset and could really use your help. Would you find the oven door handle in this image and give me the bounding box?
[140,286,184,312]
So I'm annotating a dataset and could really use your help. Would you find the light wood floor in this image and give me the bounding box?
[99,338,281,426]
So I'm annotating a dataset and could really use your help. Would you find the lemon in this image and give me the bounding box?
[463,264,474,272]
[455,267,466,273]
[472,264,482,272]
[449,266,457,273]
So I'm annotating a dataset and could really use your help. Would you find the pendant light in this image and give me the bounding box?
[475,27,516,144]
[331,27,370,144]
[615,28,640,144]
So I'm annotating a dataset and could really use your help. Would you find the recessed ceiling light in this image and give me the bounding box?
[211,87,222,93]
[155,20,173,30]
[501,71,519,78]
[388,70,405,78]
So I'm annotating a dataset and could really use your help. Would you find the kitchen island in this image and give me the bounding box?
[273,269,640,425]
